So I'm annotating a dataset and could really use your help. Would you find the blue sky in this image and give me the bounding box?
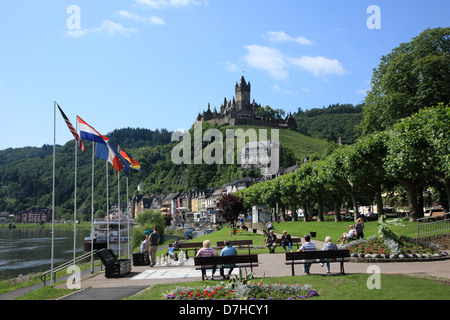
[0,0,448,150]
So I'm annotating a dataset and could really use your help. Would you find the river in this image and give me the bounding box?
[0,228,130,280]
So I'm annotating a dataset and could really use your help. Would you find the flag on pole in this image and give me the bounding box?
[120,150,141,171]
[116,147,130,177]
[57,104,86,152]
[77,116,109,144]
[95,141,124,172]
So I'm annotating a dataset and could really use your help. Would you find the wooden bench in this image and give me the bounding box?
[168,242,204,258]
[97,248,132,278]
[216,240,253,254]
[132,252,150,266]
[194,254,259,281]
[285,250,350,276]
[276,237,302,250]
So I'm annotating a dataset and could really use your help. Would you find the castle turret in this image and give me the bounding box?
[235,76,251,112]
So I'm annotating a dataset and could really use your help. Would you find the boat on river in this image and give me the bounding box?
[84,219,136,251]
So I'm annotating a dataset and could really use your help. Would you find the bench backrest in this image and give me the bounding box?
[97,248,118,265]
[276,237,301,244]
[194,254,258,266]
[286,249,350,261]
[216,240,253,247]
[169,242,204,249]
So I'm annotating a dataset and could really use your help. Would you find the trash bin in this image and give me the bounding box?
[310,231,316,238]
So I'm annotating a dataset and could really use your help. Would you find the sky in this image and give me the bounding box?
[0,0,448,150]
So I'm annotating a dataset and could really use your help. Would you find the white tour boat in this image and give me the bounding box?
[84,219,136,250]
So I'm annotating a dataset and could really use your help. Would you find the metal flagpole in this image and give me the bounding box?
[91,141,95,273]
[126,176,130,259]
[51,101,56,287]
[73,117,78,271]
[118,146,121,256]
[106,161,110,249]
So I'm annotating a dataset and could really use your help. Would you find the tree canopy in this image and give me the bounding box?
[360,27,450,134]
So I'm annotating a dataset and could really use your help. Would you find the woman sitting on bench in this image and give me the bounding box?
[337,225,356,244]
[196,240,218,280]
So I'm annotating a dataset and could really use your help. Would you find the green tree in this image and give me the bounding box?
[321,156,345,222]
[351,132,394,217]
[384,111,434,221]
[131,210,165,249]
[360,27,450,134]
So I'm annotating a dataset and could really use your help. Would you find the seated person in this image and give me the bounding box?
[265,230,277,253]
[140,236,149,253]
[168,241,179,259]
[297,234,317,274]
[320,236,338,273]
[280,230,293,252]
[219,239,238,279]
[196,240,218,280]
[337,225,356,244]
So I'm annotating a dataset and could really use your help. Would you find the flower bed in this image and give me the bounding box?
[166,282,319,300]
[341,235,448,261]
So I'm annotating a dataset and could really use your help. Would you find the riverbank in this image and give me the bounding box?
[0,222,92,229]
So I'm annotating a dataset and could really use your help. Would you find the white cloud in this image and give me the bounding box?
[66,29,87,38]
[65,20,137,38]
[222,61,240,73]
[243,45,289,80]
[300,86,311,93]
[265,31,314,46]
[271,84,292,95]
[118,10,165,25]
[135,0,207,9]
[288,56,348,77]
[356,80,371,95]
[94,20,137,37]
[243,45,348,79]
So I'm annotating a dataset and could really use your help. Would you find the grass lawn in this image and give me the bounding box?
[156,218,422,256]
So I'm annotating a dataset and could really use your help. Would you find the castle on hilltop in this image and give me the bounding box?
[195,76,297,130]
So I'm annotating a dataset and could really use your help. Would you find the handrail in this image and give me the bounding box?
[40,250,98,287]
[416,212,450,238]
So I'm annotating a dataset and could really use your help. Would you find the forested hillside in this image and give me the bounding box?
[0,128,171,220]
[293,103,364,144]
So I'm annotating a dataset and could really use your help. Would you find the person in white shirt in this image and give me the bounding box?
[337,225,356,244]
[297,234,316,274]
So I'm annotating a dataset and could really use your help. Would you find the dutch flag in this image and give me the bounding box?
[77,116,109,144]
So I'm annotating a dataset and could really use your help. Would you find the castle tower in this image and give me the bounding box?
[235,76,251,112]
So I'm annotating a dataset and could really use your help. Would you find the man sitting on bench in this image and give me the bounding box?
[297,234,316,274]
[265,230,277,253]
[219,239,238,279]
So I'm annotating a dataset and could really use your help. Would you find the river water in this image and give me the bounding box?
[0,228,130,280]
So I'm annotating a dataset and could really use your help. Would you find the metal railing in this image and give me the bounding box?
[416,212,450,238]
[40,250,98,287]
